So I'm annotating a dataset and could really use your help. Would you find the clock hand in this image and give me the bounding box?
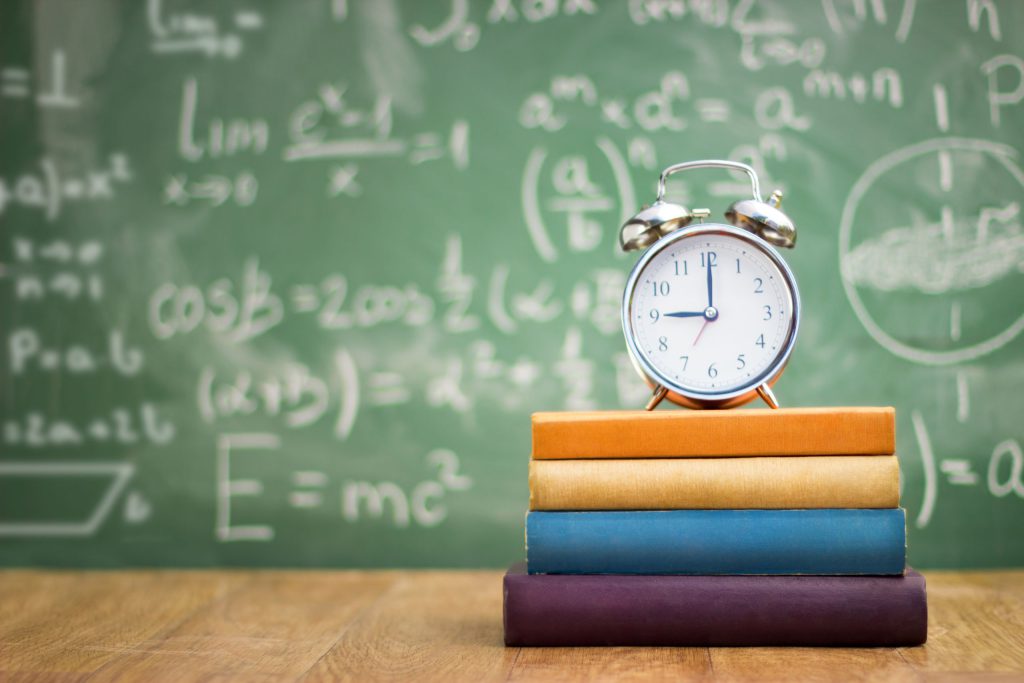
[706,257,713,308]
[692,318,710,347]
[663,311,705,318]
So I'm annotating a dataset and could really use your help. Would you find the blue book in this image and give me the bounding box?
[526,509,906,575]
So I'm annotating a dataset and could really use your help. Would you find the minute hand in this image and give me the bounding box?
[706,257,714,308]
[663,311,705,318]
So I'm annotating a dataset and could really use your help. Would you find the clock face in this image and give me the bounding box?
[624,226,799,399]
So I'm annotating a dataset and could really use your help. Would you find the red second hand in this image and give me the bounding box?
[692,319,710,347]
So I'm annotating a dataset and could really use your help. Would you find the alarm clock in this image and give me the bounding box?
[619,160,800,410]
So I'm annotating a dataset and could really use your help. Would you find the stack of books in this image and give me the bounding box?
[504,407,928,646]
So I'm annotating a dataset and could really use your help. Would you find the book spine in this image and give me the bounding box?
[529,455,900,510]
[526,509,907,575]
[531,407,895,458]
[503,567,928,646]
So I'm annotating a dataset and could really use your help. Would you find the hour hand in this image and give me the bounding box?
[663,310,705,318]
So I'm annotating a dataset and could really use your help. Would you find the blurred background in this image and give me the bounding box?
[1,0,1021,568]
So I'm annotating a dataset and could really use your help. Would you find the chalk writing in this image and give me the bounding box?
[840,138,1024,365]
[411,0,599,51]
[913,411,1024,528]
[9,237,105,302]
[0,462,135,537]
[280,82,469,193]
[521,139,638,262]
[822,0,917,43]
[8,328,143,376]
[3,0,1022,567]
[519,72,692,132]
[178,77,269,161]
[164,172,258,207]
[0,155,132,222]
[0,50,79,109]
[3,404,175,448]
[980,55,1024,127]
[217,433,472,540]
[803,68,903,108]
[147,0,263,59]
[149,257,284,343]
[341,449,472,528]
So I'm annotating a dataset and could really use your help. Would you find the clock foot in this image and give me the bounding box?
[757,383,780,409]
[645,385,669,411]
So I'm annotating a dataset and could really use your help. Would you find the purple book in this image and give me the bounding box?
[504,563,927,646]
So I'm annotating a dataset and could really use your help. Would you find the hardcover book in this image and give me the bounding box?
[531,407,895,459]
[526,509,907,575]
[503,564,928,646]
[529,455,899,510]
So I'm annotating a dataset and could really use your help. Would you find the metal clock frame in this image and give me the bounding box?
[621,223,801,410]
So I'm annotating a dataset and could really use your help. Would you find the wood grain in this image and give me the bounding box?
[88,572,396,682]
[509,647,711,682]
[709,648,919,683]
[299,570,515,683]
[0,571,240,676]
[0,569,1021,682]
[896,571,1024,674]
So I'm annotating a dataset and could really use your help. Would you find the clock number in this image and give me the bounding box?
[700,251,718,268]
[674,260,688,276]
[736,258,742,274]
[708,363,718,378]
[736,353,746,369]
[658,336,668,351]
[651,281,670,296]
[680,355,689,370]
[753,277,764,293]
[756,334,766,348]
[649,309,660,323]
[763,305,772,320]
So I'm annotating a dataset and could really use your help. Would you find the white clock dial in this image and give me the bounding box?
[625,227,797,397]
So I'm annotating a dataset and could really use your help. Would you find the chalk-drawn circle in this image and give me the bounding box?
[839,138,1024,365]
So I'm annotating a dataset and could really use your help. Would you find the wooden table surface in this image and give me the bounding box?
[1,569,1022,682]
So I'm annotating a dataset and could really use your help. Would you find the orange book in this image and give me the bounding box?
[531,407,895,459]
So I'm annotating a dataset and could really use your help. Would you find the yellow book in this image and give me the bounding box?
[528,455,899,510]
[531,407,895,459]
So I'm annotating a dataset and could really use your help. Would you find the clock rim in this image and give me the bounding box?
[621,223,801,404]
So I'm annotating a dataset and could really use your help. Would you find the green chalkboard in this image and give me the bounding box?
[1,0,1022,568]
